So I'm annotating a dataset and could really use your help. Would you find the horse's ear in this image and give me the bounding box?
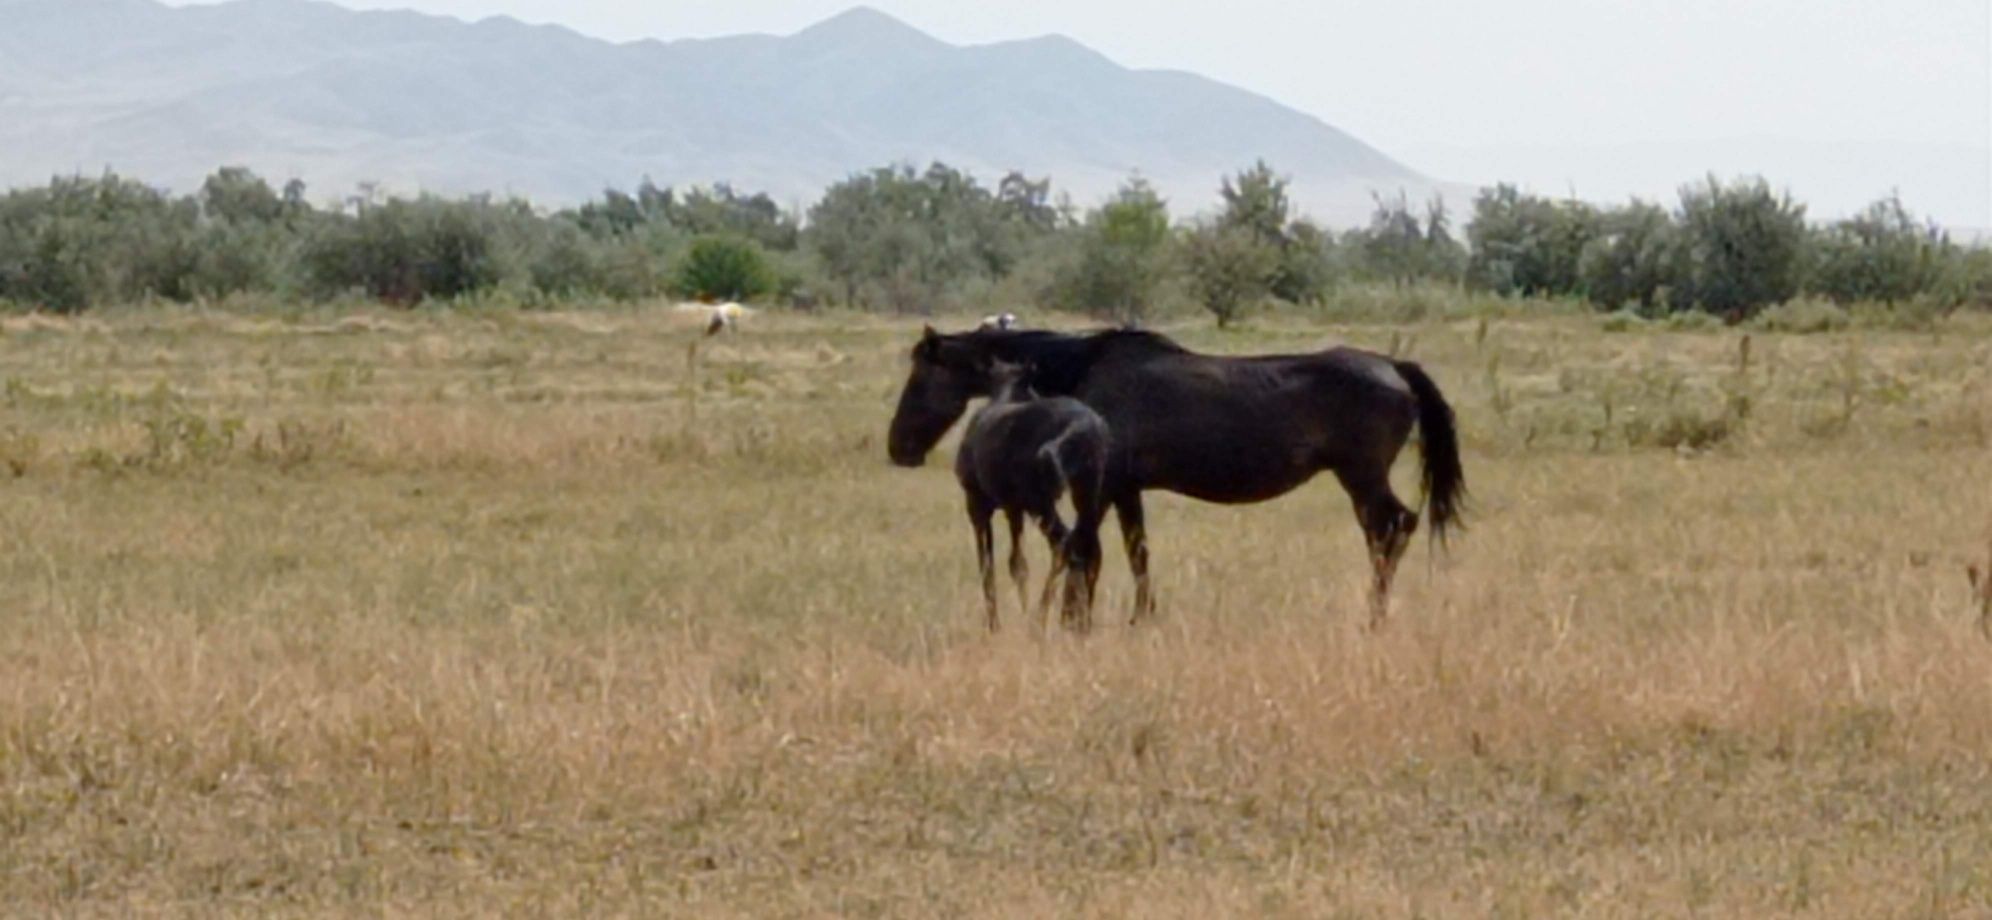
[921,325,938,341]
[1010,359,1040,395]
[914,326,940,361]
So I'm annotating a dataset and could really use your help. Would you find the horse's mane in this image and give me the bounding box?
[1081,328,1188,355]
[967,327,1186,395]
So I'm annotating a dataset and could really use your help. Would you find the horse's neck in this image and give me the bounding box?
[1000,335,1100,396]
[989,378,1030,404]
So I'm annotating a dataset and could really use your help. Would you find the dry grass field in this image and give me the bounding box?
[3,302,1992,917]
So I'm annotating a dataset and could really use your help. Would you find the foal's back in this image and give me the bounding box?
[957,396,1109,507]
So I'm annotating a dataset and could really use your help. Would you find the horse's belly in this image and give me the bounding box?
[1142,444,1324,505]
[1090,377,1340,505]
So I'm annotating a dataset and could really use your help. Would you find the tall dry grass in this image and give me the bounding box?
[2,304,1991,916]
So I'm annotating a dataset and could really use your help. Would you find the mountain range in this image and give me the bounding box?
[0,0,1453,224]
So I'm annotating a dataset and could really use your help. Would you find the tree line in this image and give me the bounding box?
[1,162,1986,321]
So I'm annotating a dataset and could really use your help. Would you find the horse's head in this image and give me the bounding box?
[888,325,997,467]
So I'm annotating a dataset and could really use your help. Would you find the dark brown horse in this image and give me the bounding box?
[954,361,1110,633]
[889,326,1465,627]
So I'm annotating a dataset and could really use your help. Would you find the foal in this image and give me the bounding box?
[956,361,1110,633]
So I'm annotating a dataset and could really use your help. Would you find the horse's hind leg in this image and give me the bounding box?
[1059,522,1103,635]
[966,489,999,632]
[1337,470,1419,630]
[1058,489,1108,635]
[1114,492,1155,624]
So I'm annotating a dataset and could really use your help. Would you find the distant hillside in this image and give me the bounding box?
[0,0,1452,224]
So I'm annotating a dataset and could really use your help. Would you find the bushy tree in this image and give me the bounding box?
[200,167,290,225]
[1278,218,1339,304]
[189,221,291,299]
[1466,184,1597,297]
[1183,221,1277,327]
[1578,200,1676,312]
[995,172,1062,233]
[302,196,512,304]
[1670,176,1807,320]
[527,218,604,298]
[590,228,680,300]
[807,163,1054,311]
[1212,161,1338,305]
[1808,194,1950,305]
[568,181,797,253]
[1349,192,1465,285]
[656,183,799,252]
[991,171,1066,281]
[0,173,204,311]
[186,167,311,299]
[571,188,650,238]
[1219,161,1291,246]
[1047,179,1173,322]
[673,235,776,302]
[1943,247,1992,309]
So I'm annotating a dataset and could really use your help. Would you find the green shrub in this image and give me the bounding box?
[1750,298,1850,334]
[1846,297,1951,332]
[1660,310,1725,332]
[673,235,776,303]
[1599,309,1649,333]
[1,163,1985,321]
[1624,409,1732,452]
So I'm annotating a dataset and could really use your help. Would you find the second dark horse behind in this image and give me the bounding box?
[889,325,1466,629]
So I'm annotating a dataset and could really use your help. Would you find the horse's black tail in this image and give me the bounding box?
[1395,360,1466,546]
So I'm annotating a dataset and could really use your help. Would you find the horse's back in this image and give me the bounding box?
[1077,344,1419,502]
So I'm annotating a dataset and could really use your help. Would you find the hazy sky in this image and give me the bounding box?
[169,0,1992,227]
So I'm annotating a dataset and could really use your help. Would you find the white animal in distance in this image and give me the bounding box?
[674,301,753,336]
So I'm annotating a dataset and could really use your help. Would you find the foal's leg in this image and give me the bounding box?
[1114,493,1155,624]
[1034,514,1071,633]
[1004,508,1030,628]
[965,490,999,632]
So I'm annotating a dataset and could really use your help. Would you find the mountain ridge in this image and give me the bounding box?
[0,0,1452,224]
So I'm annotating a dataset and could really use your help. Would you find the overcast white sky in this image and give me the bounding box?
[171,0,1992,228]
